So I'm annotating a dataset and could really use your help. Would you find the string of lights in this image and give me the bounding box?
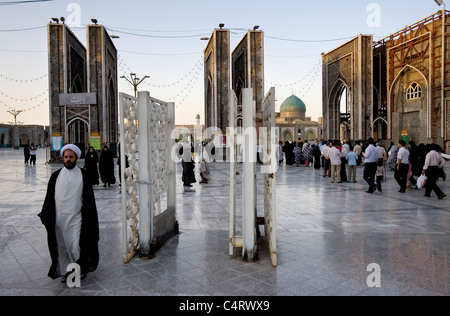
[119,54,203,90]
[266,60,321,88]
[168,63,202,108]
[271,59,322,106]
[0,96,48,112]
[0,73,47,83]
[0,89,48,102]
[143,57,203,89]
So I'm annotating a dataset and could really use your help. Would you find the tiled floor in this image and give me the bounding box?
[0,148,448,296]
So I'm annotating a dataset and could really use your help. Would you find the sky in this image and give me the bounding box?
[0,0,445,126]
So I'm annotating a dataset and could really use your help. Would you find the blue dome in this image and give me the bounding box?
[280,95,306,113]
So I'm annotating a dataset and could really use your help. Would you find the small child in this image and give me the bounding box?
[376,159,384,192]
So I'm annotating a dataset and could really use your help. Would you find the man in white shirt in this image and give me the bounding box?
[422,144,446,199]
[362,138,378,193]
[394,140,410,193]
[322,142,331,178]
[376,143,387,162]
[329,141,344,183]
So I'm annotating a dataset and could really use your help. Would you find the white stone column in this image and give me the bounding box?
[137,91,151,256]
[242,88,257,261]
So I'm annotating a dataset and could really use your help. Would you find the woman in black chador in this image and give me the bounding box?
[99,145,116,187]
[83,146,100,186]
[24,144,30,164]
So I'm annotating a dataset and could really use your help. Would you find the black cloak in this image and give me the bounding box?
[38,168,100,280]
[99,147,116,185]
[83,147,100,186]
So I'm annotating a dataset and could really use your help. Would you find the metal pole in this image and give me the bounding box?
[120,73,150,98]
[7,110,24,149]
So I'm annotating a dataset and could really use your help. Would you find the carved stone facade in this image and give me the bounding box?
[204,29,264,133]
[0,123,48,148]
[322,35,374,141]
[47,23,118,160]
[323,10,450,153]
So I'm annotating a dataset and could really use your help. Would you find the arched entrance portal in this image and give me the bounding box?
[389,65,429,142]
[283,130,293,142]
[1,132,5,147]
[19,133,30,147]
[373,117,388,142]
[67,118,89,158]
[305,130,316,142]
[329,78,352,141]
[322,35,373,141]
[339,83,350,140]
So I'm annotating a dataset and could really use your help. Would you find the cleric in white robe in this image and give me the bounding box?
[39,144,100,280]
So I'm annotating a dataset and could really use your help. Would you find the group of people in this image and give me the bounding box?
[277,137,448,200]
[83,146,116,188]
[178,136,213,192]
[359,138,446,199]
[384,140,447,199]
[23,143,38,165]
[277,140,322,169]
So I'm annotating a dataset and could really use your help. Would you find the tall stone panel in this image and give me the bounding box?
[48,22,118,161]
[204,29,230,134]
[232,31,265,125]
[48,23,87,161]
[87,24,118,155]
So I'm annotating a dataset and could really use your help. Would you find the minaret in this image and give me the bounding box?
[195,114,202,141]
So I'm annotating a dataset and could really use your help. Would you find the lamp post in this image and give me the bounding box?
[120,73,150,97]
[7,109,24,150]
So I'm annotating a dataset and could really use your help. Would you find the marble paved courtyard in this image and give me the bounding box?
[0,148,448,296]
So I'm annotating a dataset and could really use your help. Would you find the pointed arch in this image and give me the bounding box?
[389,64,430,139]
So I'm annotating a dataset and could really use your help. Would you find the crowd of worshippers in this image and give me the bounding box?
[276,138,447,199]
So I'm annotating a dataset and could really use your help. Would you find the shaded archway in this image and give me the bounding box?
[19,133,30,147]
[1,132,5,147]
[67,118,89,158]
[373,117,388,142]
[329,78,351,140]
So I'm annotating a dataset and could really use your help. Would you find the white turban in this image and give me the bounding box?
[60,144,82,158]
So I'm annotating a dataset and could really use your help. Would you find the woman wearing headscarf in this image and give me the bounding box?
[293,142,302,167]
[302,143,313,167]
[313,144,322,170]
[99,145,116,187]
[83,146,100,186]
[387,141,398,171]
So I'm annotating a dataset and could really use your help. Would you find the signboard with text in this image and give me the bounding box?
[59,93,97,106]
